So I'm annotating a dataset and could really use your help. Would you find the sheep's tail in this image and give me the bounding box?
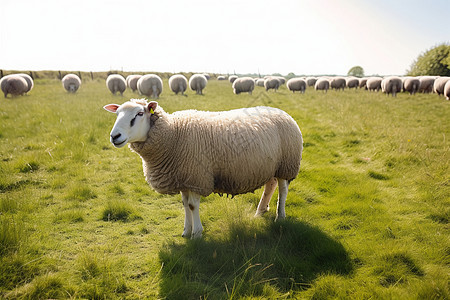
[152,85,158,99]
[179,82,184,95]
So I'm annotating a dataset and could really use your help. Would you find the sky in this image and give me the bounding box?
[1,0,449,76]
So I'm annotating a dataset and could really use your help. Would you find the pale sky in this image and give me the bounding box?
[1,0,449,76]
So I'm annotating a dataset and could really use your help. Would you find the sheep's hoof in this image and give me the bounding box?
[191,229,203,239]
[254,207,269,217]
[182,229,192,238]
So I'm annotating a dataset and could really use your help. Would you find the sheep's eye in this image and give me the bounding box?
[137,112,144,117]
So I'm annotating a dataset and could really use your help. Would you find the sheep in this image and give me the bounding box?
[126,75,142,92]
[232,77,255,94]
[103,99,303,238]
[137,74,163,99]
[217,75,227,81]
[306,77,317,87]
[189,74,207,95]
[254,78,264,87]
[0,74,28,98]
[366,77,382,92]
[444,80,450,100]
[314,77,329,93]
[106,74,127,96]
[403,77,420,95]
[359,78,368,89]
[229,75,238,84]
[330,77,346,91]
[418,76,436,93]
[264,77,281,92]
[62,74,81,93]
[287,78,306,93]
[17,74,34,93]
[168,74,188,95]
[433,77,450,96]
[381,76,402,97]
[346,77,359,89]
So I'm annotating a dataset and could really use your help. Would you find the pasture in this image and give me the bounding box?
[0,77,448,299]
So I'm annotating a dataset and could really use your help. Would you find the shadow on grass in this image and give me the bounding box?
[158,218,353,299]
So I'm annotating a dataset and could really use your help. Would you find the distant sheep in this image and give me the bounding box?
[229,75,238,84]
[264,77,281,92]
[403,77,420,95]
[137,74,163,99]
[189,74,207,95]
[169,74,188,95]
[287,78,306,93]
[106,74,127,96]
[256,78,265,87]
[346,77,359,89]
[418,76,436,93]
[359,78,368,89]
[330,77,346,91]
[306,77,317,87]
[217,75,227,81]
[62,74,81,93]
[381,76,402,97]
[17,74,34,93]
[0,75,28,98]
[126,75,142,92]
[232,77,255,94]
[366,77,382,92]
[103,99,303,238]
[433,77,450,96]
[444,80,450,100]
[314,78,329,93]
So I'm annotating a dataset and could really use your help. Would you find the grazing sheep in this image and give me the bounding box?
[229,75,238,84]
[203,73,210,80]
[433,77,450,96]
[330,77,346,91]
[444,80,450,100]
[287,78,306,93]
[137,74,163,99]
[306,77,317,87]
[366,77,382,92]
[169,74,188,95]
[346,77,359,89]
[217,75,227,81]
[381,76,403,97]
[418,76,436,93]
[264,77,281,92]
[62,74,81,93]
[106,74,127,96]
[189,74,207,95]
[232,77,255,94]
[126,75,142,92]
[0,75,28,98]
[256,78,265,87]
[314,78,329,93]
[359,78,368,89]
[403,77,420,95]
[17,74,34,93]
[103,99,303,238]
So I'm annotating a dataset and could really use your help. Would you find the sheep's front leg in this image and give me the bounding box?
[181,191,193,238]
[255,177,277,217]
[276,178,288,221]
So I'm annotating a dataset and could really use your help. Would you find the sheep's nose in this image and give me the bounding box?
[111,133,121,141]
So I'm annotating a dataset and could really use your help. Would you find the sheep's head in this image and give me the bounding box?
[103,99,157,148]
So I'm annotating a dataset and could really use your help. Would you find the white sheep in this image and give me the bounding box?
[346,77,359,89]
[106,74,127,96]
[62,74,81,93]
[444,80,450,100]
[229,75,238,84]
[330,77,346,91]
[189,74,207,95]
[418,76,436,93]
[0,75,28,98]
[359,78,368,89]
[314,78,329,93]
[366,77,382,92]
[17,73,34,93]
[306,77,317,87]
[255,78,265,87]
[381,76,402,97]
[264,77,281,92]
[217,75,227,81]
[232,77,255,94]
[287,78,306,93]
[103,99,303,238]
[403,77,420,95]
[126,75,142,93]
[433,77,450,96]
[168,74,188,95]
[137,74,163,99]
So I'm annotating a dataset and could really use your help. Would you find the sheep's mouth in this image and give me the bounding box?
[112,139,127,148]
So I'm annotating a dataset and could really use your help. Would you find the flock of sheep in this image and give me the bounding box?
[1,72,450,100]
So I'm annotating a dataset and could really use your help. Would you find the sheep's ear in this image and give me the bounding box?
[148,101,158,114]
[103,104,120,113]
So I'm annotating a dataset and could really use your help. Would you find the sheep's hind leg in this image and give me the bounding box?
[188,191,203,239]
[255,177,278,217]
[181,191,193,238]
[276,178,288,221]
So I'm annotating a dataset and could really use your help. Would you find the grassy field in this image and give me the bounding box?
[0,77,448,299]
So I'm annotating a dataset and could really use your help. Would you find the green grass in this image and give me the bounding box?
[0,77,449,299]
